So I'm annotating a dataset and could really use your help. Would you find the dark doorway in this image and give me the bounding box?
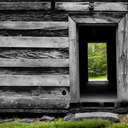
[79,25,117,102]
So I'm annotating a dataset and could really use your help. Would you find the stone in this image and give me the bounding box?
[70,112,120,122]
[64,114,75,121]
[40,115,55,121]
[0,118,14,123]
[18,118,34,123]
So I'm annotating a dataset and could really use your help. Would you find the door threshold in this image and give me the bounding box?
[80,95,117,103]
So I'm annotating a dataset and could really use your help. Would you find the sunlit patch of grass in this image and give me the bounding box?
[89,76,107,81]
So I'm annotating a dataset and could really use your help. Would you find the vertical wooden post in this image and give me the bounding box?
[69,16,80,103]
[117,14,128,101]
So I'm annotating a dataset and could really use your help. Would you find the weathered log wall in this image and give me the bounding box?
[0,1,70,111]
[0,0,127,112]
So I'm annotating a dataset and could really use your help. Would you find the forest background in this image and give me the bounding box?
[88,43,107,80]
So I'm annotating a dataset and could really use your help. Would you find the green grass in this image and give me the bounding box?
[0,119,111,128]
[89,76,107,81]
[106,123,128,128]
[1,119,128,128]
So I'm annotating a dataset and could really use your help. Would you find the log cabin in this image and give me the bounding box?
[0,0,127,114]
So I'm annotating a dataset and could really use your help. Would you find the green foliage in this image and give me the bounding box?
[88,43,107,79]
[0,119,111,128]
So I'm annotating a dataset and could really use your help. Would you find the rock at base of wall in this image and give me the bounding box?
[40,115,55,121]
[18,118,34,123]
[0,118,14,123]
[64,112,120,122]
[64,114,75,121]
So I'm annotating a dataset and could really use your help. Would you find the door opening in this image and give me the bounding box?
[79,25,117,102]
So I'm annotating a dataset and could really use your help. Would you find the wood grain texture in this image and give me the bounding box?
[0,86,69,96]
[0,37,68,48]
[0,67,69,75]
[117,15,124,101]
[94,2,128,11]
[55,2,89,11]
[0,11,68,21]
[0,75,69,86]
[69,17,80,103]
[73,17,119,24]
[0,59,69,67]
[54,0,128,2]
[0,2,51,10]
[117,14,128,102]
[72,13,122,24]
[0,86,70,108]
[0,0,127,2]
[0,97,70,109]
[0,0,52,1]
[0,29,68,37]
[0,109,68,113]
[0,86,70,109]
[0,21,68,30]
[70,12,124,23]
[55,2,127,11]
[0,22,68,37]
[0,48,69,59]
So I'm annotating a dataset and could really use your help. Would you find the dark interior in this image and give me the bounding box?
[78,25,117,102]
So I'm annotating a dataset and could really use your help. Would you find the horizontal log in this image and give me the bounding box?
[55,2,89,11]
[0,59,69,67]
[94,2,128,11]
[73,17,119,24]
[0,86,70,109]
[0,48,69,59]
[0,21,68,30]
[0,75,69,86]
[56,2,127,11]
[0,109,68,113]
[71,13,122,23]
[0,87,70,108]
[0,0,52,1]
[0,96,70,109]
[0,67,69,75]
[0,0,127,2]
[0,29,68,37]
[0,2,51,10]
[55,0,128,1]
[0,37,68,48]
[0,86,69,96]
[70,12,124,19]
[0,11,68,21]
[0,86,70,98]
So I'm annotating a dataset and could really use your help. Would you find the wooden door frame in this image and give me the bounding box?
[69,13,128,103]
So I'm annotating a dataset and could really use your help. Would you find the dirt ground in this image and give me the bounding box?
[120,115,128,123]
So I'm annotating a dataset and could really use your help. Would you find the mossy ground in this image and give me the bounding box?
[0,115,127,128]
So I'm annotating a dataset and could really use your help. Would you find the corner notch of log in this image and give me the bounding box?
[89,1,94,11]
[51,0,55,10]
